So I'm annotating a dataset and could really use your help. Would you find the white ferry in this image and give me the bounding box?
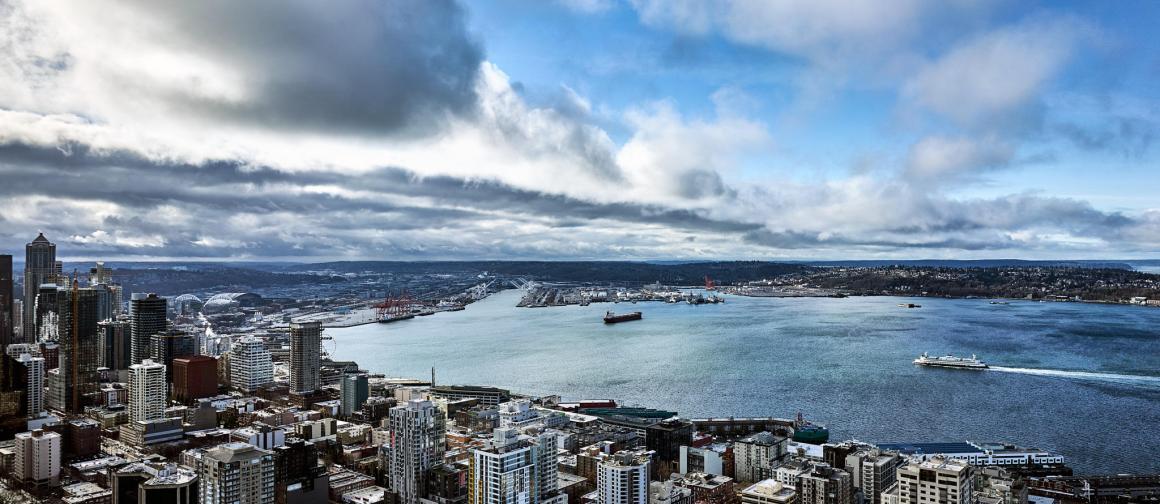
[914,352,989,370]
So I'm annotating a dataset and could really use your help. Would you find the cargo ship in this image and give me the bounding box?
[378,313,415,324]
[603,311,642,324]
[791,412,830,444]
[914,352,988,370]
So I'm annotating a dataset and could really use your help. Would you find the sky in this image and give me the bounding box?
[0,0,1158,261]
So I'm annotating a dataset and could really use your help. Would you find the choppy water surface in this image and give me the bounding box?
[329,290,1160,474]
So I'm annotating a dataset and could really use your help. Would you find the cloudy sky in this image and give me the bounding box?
[1,0,1158,261]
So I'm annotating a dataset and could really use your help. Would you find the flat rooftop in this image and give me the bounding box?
[877,442,978,454]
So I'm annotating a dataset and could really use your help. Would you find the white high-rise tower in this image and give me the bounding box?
[467,428,564,504]
[597,452,651,504]
[229,336,273,393]
[387,399,446,504]
[16,353,45,417]
[128,359,167,423]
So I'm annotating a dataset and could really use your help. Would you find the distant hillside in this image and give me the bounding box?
[800,259,1136,269]
[284,260,815,284]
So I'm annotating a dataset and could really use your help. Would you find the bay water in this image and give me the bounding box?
[329,290,1160,474]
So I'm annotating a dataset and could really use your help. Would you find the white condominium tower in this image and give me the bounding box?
[288,321,322,394]
[597,451,651,504]
[895,457,970,504]
[16,352,45,417]
[468,428,564,504]
[387,399,447,504]
[230,336,273,393]
[13,429,62,486]
[128,359,167,423]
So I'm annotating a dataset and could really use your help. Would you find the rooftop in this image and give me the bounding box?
[206,442,272,463]
[741,480,796,499]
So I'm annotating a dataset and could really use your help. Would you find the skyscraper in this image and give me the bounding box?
[194,442,277,504]
[0,352,30,438]
[387,399,447,504]
[150,327,196,382]
[22,233,57,343]
[467,428,564,504]
[130,293,167,365]
[34,283,61,342]
[230,336,273,393]
[597,452,651,504]
[1,254,13,346]
[98,317,132,371]
[129,359,167,423]
[340,373,369,417]
[288,321,321,394]
[51,282,102,413]
[16,352,45,418]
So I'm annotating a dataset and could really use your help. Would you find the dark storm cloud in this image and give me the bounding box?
[124,0,484,136]
[0,143,763,258]
[0,143,756,234]
[0,140,1153,259]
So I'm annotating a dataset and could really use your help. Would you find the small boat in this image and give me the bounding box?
[898,303,922,308]
[603,311,642,324]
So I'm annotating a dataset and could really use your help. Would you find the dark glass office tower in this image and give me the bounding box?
[0,254,13,346]
[50,282,101,413]
[22,233,57,343]
[130,293,167,365]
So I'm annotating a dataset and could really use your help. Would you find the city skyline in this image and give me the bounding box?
[1,1,1158,261]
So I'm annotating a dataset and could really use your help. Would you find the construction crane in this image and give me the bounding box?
[374,294,413,319]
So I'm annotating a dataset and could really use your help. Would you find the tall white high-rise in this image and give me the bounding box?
[597,451,651,504]
[468,428,564,504]
[229,336,273,393]
[387,399,446,504]
[13,429,62,486]
[128,359,167,423]
[288,321,321,394]
[895,457,970,504]
[16,353,45,417]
